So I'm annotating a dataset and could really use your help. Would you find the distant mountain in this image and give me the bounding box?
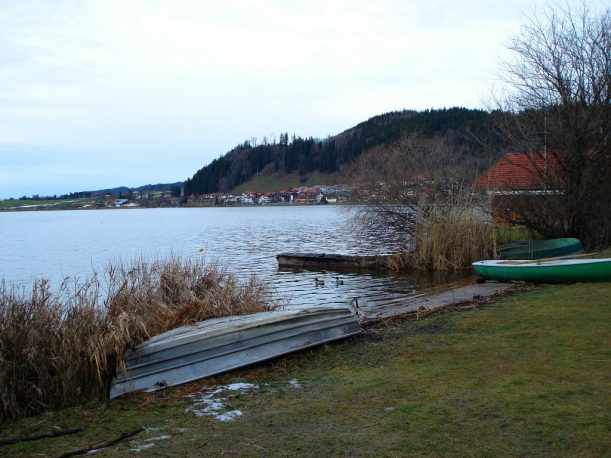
[60,182,184,199]
[185,107,505,196]
[135,182,185,192]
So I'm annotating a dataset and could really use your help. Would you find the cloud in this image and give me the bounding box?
[1,0,606,197]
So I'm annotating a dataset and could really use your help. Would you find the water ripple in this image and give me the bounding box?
[0,206,467,308]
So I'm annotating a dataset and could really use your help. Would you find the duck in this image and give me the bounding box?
[335,276,344,286]
[349,297,360,314]
[314,277,325,287]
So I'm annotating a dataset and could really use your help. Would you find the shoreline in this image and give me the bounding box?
[3,281,607,456]
[0,201,346,213]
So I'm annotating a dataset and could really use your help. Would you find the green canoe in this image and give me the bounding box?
[472,258,611,284]
[497,238,583,260]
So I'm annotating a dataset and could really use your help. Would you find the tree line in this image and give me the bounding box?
[185,107,500,196]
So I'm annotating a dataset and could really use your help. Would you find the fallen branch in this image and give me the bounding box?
[0,427,83,447]
[57,428,143,457]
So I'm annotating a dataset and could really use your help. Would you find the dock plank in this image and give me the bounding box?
[276,252,389,271]
[359,282,513,324]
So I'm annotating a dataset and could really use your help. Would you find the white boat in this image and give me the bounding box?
[110,306,361,399]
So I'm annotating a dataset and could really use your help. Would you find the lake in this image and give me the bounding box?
[0,206,465,308]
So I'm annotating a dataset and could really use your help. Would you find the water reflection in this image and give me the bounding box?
[0,206,468,309]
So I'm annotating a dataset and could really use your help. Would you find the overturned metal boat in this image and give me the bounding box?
[110,306,361,399]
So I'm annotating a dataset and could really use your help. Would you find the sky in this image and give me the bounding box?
[0,0,606,198]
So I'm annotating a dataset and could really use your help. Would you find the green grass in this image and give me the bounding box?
[232,166,337,194]
[1,283,609,456]
[0,198,95,211]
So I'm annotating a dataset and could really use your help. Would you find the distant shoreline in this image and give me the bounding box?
[0,201,345,213]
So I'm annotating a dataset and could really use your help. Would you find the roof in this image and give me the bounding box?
[475,152,555,190]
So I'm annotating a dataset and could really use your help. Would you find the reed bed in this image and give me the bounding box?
[0,256,279,422]
[385,193,494,272]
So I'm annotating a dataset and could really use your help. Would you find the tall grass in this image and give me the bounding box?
[386,192,494,271]
[0,256,279,422]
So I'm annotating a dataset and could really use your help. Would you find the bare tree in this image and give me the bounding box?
[345,132,465,245]
[493,4,610,248]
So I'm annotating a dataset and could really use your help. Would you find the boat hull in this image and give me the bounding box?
[110,306,361,399]
[276,252,388,271]
[472,258,611,284]
[497,238,583,260]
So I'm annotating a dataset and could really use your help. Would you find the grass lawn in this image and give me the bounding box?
[0,198,94,211]
[1,283,609,456]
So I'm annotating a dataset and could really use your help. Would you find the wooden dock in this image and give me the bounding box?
[359,282,514,324]
[276,252,390,271]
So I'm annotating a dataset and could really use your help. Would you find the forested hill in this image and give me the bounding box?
[185,107,498,195]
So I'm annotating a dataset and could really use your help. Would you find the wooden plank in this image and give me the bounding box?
[276,252,389,271]
[359,282,513,324]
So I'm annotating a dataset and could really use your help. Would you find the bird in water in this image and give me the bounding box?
[314,277,325,287]
[335,276,344,286]
[349,297,360,315]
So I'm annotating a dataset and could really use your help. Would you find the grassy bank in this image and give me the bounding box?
[2,283,608,456]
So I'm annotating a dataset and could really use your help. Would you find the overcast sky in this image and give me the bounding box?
[0,0,605,198]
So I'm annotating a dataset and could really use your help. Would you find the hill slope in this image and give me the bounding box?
[185,107,502,195]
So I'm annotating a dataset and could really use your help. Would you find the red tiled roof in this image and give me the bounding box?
[475,152,556,190]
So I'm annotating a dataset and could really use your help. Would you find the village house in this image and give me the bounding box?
[257,194,272,204]
[239,193,255,205]
[475,152,557,226]
[184,184,349,207]
[277,191,294,203]
[113,198,129,207]
[291,187,322,204]
[222,195,238,205]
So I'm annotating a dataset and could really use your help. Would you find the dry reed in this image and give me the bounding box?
[386,192,494,271]
[0,256,279,422]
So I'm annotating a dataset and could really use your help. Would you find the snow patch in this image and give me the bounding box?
[129,433,172,453]
[130,442,155,453]
[219,382,258,392]
[145,435,172,442]
[288,379,302,388]
[185,382,258,422]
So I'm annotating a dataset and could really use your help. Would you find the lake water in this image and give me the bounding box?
[0,206,466,309]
